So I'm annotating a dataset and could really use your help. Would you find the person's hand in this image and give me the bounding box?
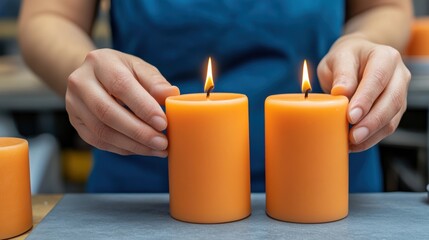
[66,49,179,157]
[317,33,411,152]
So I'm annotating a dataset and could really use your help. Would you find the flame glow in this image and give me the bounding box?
[301,60,312,93]
[204,57,214,95]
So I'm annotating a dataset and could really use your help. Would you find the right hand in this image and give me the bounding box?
[66,49,180,157]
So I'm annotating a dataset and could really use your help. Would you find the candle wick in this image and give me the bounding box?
[304,89,310,99]
[206,86,214,99]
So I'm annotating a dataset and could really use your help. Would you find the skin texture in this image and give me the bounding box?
[318,0,412,152]
[19,0,412,156]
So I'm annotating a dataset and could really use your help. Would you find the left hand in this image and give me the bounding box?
[317,33,411,152]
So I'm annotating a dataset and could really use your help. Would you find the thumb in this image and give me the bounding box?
[132,60,180,105]
[317,57,333,94]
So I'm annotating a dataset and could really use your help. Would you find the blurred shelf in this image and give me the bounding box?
[381,128,426,148]
[381,75,429,190]
[0,19,17,39]
[0,55,64,111]
[407,76,429,109]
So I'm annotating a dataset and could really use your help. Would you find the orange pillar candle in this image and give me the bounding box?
[405,17,429,56]
[265,61,349,223]
[0,138,33,239]
[166,58,251,223]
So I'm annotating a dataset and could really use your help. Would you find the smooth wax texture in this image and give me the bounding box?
[166,93,251,223]
[0,138,32,239]
[406,17,429,56]
[265,94,349,223]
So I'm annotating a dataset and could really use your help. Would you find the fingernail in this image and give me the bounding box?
[349,108,363,124]
[149,136,168,150]
[352,127,369,144]
[150,116,167,131]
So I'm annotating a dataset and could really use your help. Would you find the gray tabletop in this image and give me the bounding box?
[27,193,429,240]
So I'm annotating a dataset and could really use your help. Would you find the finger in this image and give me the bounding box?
[68,116,134,156]
[317,57,333,93]
[318,52,359,98]
[349,109,403,152]
[68,92,168,156]
[348,47,398,124]
[90,55,167,132]
[349,67,408,145]
[70,116,167,157]
[132,60,180,105]
[88,79,168,150]
[68,68,168,151]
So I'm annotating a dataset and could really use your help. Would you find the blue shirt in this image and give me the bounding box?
[88,0,383,193]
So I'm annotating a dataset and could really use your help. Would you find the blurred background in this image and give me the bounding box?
[0,0,429,194]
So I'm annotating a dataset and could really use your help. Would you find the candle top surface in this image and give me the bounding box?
[0,137,27,148]
[166,93,247,105]
[266,93,348,106]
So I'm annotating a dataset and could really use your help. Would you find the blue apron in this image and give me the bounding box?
[88,0,383,193]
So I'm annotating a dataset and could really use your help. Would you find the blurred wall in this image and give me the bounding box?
[414,0,429,16]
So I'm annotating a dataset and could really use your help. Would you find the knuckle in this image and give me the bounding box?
[134,60,160,75]
[94,101,112,120]
[137,104,158,121]
[386,122,397,136]
[109,70,131,95]
[65,95,74,114]
[67,72,81,90]
[94,122,109,139]
[374,45,400,60]
[130,142,145,154]
[357,93,373,110]
[86,49,116,63]
[131,127,152,144]
[150,65,160,73]
[402,103,407,114]
[371,67,388,84]
[85,49,101,63]
[372,113,386,130]
[150,72,165,82]
[386,46,401,60]
[93,138,110,151]
[332,50,349,60]
[404,67,412,82]
[390,89,404,113]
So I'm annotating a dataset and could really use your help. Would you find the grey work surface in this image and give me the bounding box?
[28,193,429,240]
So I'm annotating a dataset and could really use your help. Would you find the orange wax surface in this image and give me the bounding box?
[0,138,32,239]
[406,17,429,56]
[265,94,349,223]
[166,93,251,223]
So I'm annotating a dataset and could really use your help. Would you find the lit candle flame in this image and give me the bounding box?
[204,57,214,98]
[302,60,312,98]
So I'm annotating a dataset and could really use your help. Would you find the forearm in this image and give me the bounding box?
[344,0,413,51]
[19,14,95,96]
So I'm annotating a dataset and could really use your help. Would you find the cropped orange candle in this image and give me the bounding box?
[0,138,32,239]
[166,58,251,223]
[265,61,349,223]
[405,17,429,56]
